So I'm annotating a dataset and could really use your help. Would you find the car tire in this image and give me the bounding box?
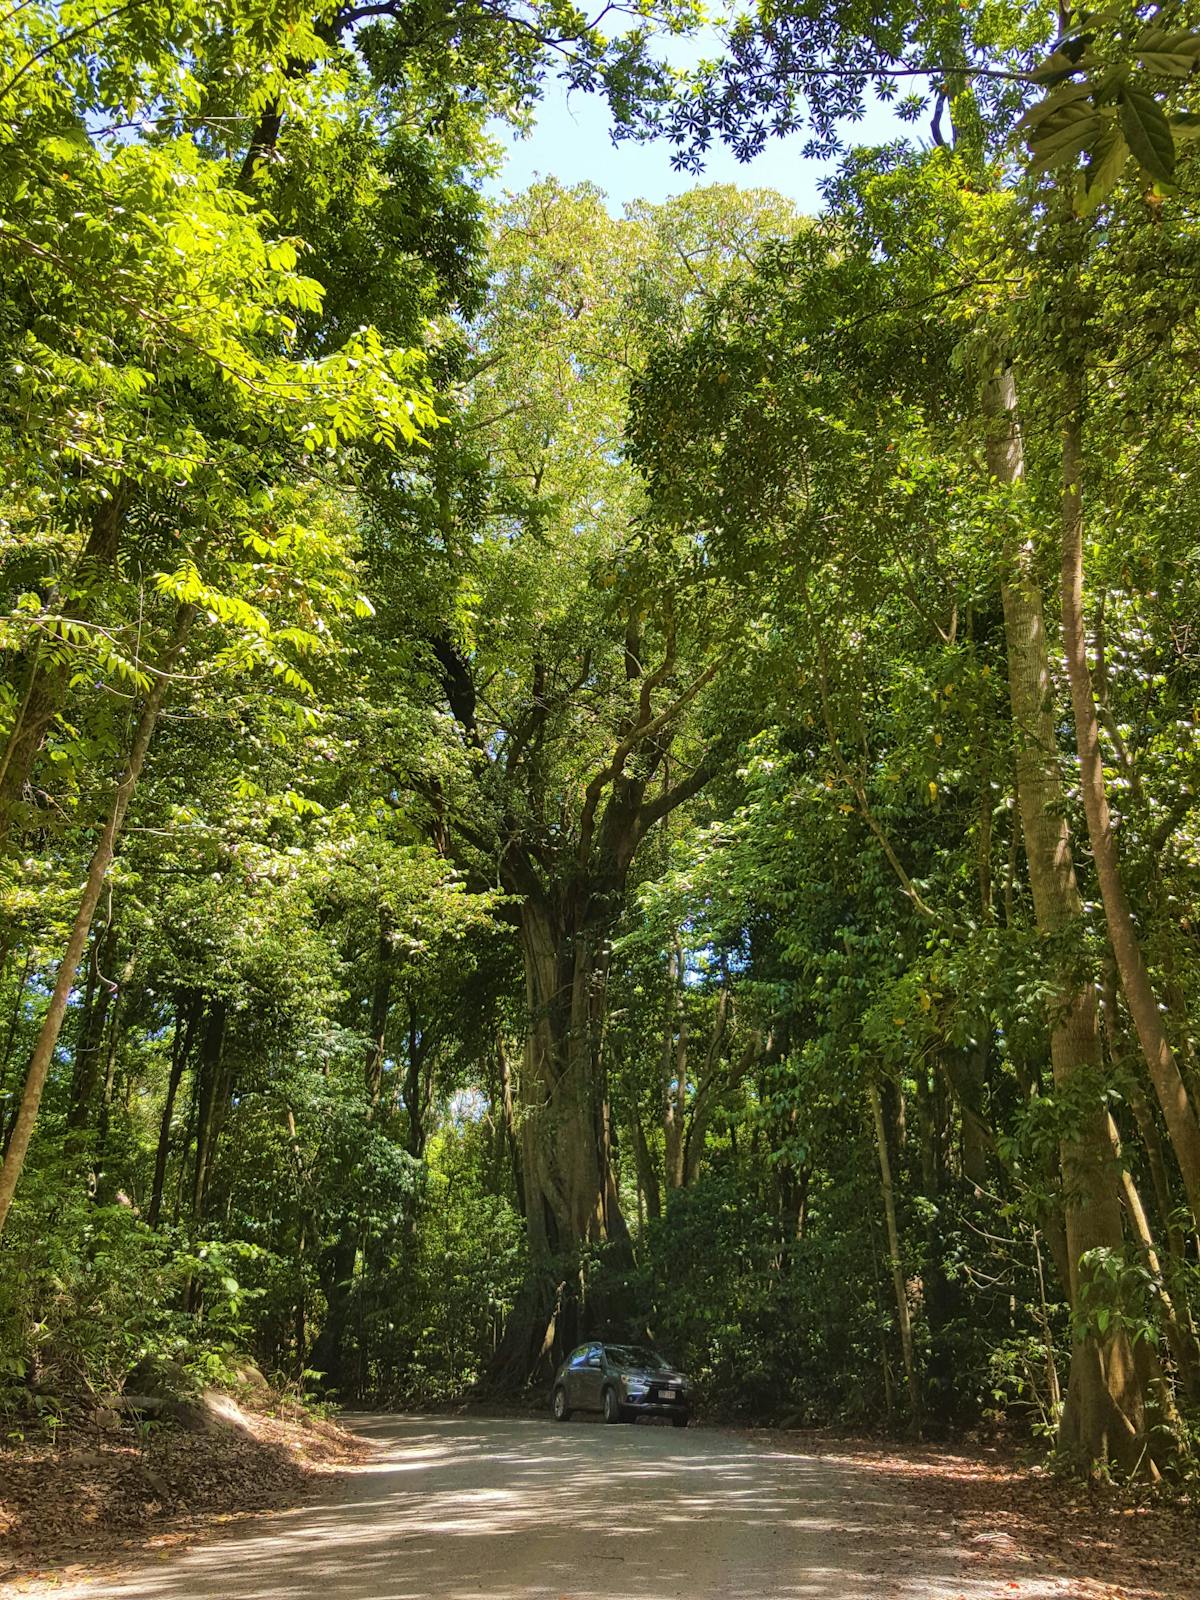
[671,1413,689,1429]
[601,1386,625,1424]
[552,1385,572,1423]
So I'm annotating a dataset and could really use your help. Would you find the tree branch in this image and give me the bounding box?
[429,635,483,749]
[631,749,719,845]
[578,650,723,864]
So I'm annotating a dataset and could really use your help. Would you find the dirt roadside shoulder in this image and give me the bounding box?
[769,1432,1200,1600]
[0,1398,369,1594]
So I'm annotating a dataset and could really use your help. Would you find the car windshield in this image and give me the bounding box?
[604,1344,669,1371]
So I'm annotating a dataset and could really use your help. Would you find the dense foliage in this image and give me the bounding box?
[5,0,1200,1481]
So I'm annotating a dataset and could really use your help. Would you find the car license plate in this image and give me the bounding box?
[660,1387,676,1399]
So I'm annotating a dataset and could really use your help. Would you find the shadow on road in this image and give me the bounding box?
[55,1414,1075,1600]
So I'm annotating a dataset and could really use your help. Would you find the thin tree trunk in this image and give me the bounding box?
[1060,369,1200,1231]
[495,1033,524,1212]
[1129,1080,1187,1264]
[1108,1113,1199,1405]
[682,984,732,1186]
[1032,1227,1063,1419]
[285,1106,309,1370]
[869,1080,921,1436]
[313,948,396,1393]
[663,941,687,1191]
[940,1051,990,1189]
[1102,963,1193,1316]
[66,919,119,1137]
[0,605,193,1237]
[148,992,200,1228]
[365,912,392,1113]
[92,954,132,1204]
[401,1005,428,1159]
[310,1234,356,1391]
[630,1102,661,1222]
[191,999,229,1222]
[1102,967,1179,1234]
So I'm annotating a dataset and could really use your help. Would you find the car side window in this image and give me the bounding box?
[584,1347,601,1368]
[568,1346,593,1370]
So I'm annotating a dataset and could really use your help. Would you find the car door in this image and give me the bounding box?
[565,1344,598,1410]
[572,1343,603,1410]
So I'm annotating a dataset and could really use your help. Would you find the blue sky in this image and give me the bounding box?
[484,77,909,214]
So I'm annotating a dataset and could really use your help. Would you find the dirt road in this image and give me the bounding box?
[53,1414,1085,1600]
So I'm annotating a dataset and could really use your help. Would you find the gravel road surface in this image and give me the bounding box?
[54,1414,1084,1600]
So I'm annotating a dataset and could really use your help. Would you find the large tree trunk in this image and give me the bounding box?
[983,368,1151,1470]
[491,899,629,1384]
[1059,372,1200,1232]
[518,901,626,1255]
[0,605,193,1237]
[427,618,717,1384]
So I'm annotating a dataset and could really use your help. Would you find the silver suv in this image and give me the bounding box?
[551,1342,691,1426]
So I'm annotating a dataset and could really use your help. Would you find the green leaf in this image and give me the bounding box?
[1137,50,1200,74]
[1015,79,1095,138]
[39,127,91,164]
[1118,83,1176,181]
[1076,129,1128,215]
[1027,113,1105,173]
[1136,27,1200,76]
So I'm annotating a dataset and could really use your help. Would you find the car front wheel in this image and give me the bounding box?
[552,1385,571,1422]
[602,1386,625,1424]
[671,1413,689,1429]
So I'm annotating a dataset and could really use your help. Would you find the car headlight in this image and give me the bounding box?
[619,1376,647,1397]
